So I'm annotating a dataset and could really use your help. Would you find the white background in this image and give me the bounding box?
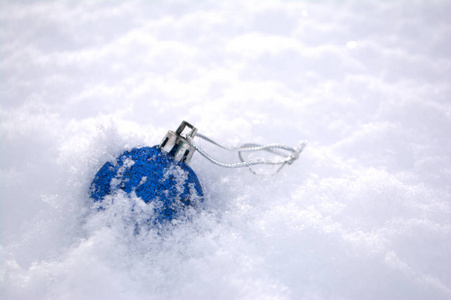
[1,1,451,299]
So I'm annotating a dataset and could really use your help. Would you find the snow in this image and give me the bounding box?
[1,0,451,299]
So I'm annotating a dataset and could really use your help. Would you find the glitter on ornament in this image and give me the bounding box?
[90,122,203,223]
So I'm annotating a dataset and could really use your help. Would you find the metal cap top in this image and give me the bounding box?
[159,121,197,163]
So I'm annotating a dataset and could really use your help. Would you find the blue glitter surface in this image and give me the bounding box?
[90,146,203,222]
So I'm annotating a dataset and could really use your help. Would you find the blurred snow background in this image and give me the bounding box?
[1,0,451,299]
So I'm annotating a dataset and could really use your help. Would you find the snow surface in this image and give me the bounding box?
[1,0,451,299]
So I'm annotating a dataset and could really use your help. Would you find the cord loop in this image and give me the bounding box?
[186,133,306,175]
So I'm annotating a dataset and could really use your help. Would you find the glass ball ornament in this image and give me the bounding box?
[90,122,203,223]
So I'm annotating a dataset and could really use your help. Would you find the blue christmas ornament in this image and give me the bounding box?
[90,121,203,222]
[90,120,307,226]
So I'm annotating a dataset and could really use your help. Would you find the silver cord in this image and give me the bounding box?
[186,133,306,174]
